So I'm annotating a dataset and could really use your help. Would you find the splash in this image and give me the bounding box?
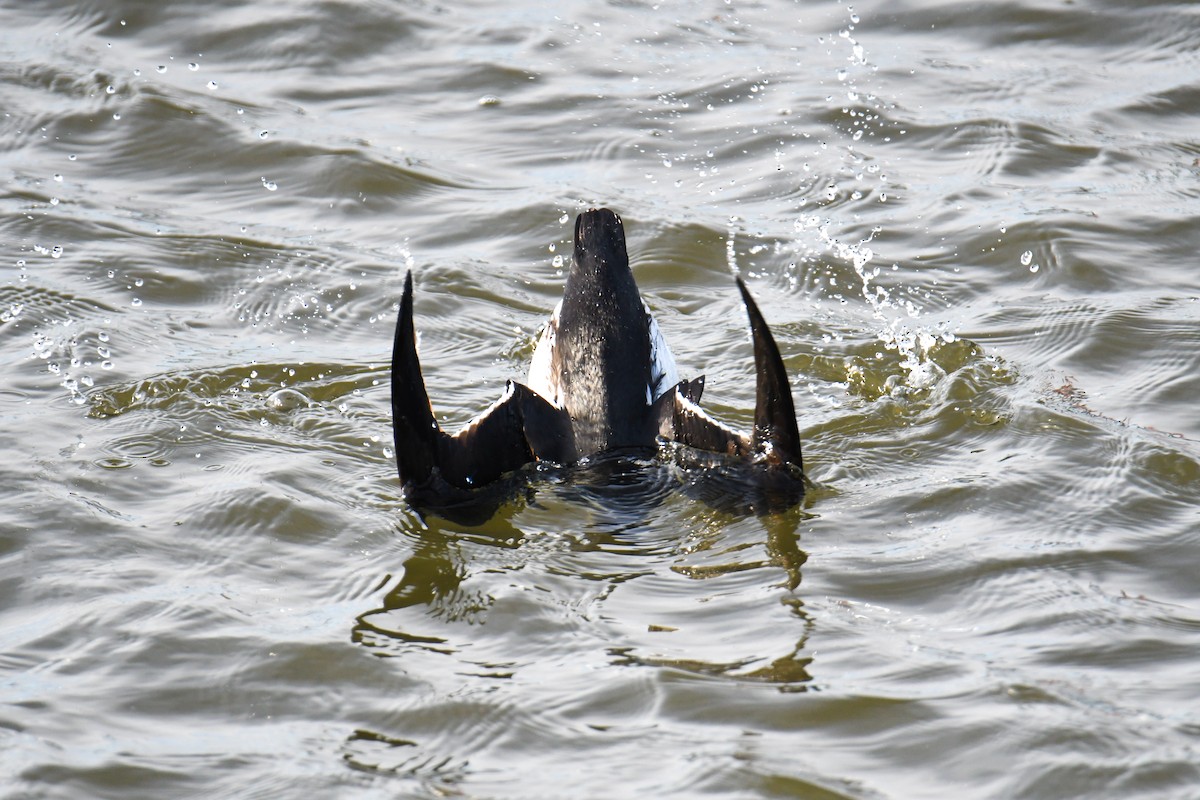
[798,215,956,394]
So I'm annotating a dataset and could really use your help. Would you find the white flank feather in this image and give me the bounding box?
[646,303,679,403]
[527,300,564,407]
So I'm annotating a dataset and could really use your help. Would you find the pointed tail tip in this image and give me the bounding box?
[398,270,415,325]
[734,276,756,317]
[392,268,439,490]
[736,277,804,472]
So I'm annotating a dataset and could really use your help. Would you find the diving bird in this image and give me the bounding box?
[391,208,804,518]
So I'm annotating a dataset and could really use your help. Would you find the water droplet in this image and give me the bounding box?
[258,130,269,139]
[261,177,277,191]
[1020,250,1033,266]
[131,297,142,307]
[1030,263,1040,274]
[478,95,501,106]
[188,62,199,71]
[98,331,109,342]
[113,113,121,120]
[53,173,63,182]
[132,68,141,77]
[559,213,568,224]
[51,245,63,258]
[98,346,111,358]
[49,197,59,206]
[68,154,77,161]
[552,254,564,268]
[134,277,143,287]
[156,65,167,73]
[105,84,116,94]
[206,80,218,90]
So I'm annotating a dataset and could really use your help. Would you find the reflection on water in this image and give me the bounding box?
[347,477,816,785]
[355,462,810,672]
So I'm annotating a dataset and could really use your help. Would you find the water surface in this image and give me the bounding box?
[2,1,1199,797]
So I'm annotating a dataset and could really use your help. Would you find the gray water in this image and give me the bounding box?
[2,1,1199,798]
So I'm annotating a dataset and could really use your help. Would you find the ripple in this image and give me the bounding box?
[975,297,1109,365]
[88,361,380,420]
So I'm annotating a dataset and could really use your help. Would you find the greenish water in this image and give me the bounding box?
[2,1,1198,797]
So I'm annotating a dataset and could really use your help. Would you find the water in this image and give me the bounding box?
[3,1,1199,797]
